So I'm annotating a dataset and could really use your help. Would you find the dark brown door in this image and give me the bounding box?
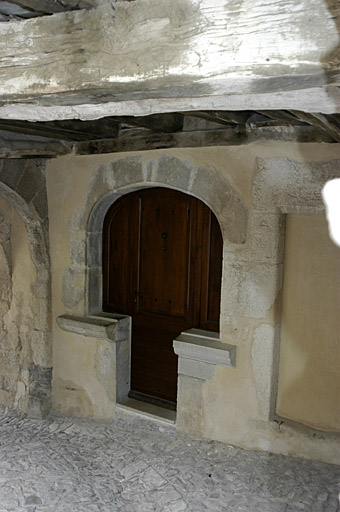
[103,188,222,406]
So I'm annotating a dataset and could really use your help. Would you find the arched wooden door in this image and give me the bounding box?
[103,188,222,407]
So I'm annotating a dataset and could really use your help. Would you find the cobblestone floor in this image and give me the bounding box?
[0,407,340,512]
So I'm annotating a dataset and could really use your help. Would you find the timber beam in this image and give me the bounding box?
[2,1,97,15]
[0,0,339,121]
[0,130,72,158]
[75,125,334,156]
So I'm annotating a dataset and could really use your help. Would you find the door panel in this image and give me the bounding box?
[132,189,197,402]
[131,324,178,402]
[136,192,194,318]
[103,187,223,406]
[102,195,133,314]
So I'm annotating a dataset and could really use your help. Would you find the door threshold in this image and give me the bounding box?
[128,390,176,411]
[116,397,176,425]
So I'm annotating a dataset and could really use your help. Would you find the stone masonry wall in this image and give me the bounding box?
[47,143,340,464]
[0,159,52,417]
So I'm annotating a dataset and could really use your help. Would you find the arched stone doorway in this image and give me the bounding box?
[68,155,247,412]
[85,155,248,318]
[102,186,223,407]
[49,155,246,417]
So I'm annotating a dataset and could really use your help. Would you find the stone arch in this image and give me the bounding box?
[0,159,52,418]
[84,154,248,315]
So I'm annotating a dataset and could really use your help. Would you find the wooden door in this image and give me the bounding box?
[103,188,222,406]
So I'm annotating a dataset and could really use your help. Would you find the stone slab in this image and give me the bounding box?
[173,329,236,368]
[56,313,130,342]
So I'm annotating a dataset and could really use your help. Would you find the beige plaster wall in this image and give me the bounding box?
[0,198,36,411]
[47,142,340,462]
[277,214,340,431]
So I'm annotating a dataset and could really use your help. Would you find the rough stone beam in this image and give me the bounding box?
[0,0,340,121]
[75,125,333,155]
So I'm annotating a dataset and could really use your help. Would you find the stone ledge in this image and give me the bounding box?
[56,314,130,342]
[173,329,236,368]
[173,329,236,381]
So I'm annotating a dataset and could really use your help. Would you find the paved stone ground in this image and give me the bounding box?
[0,407,340,512]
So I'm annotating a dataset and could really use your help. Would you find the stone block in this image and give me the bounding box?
[253,158,340,214]
[31,297,51,332]
[223,262,283,319]
[27,364,52,418]
[190,164,228,215]
[69,207,86,233]
[178,358,215,380]
[219,201,248,245]
[70,237,86,268]
[223,212,285,264]
[174,329,236,368]
[251,323,281,420]
[191,164,248,244]
[85,164,112,209]
[219,315,240,339]
[95,341,116,402]
[30,330,52,368]
[87,266,102,314]
[147,155,194,190]
[109,156,144,190]
[176,375,203,436]
[28,395,51,419]
[87,232,102,267]
[56,314,130,342]
[62,267,85,310]
[29,364,52,398]
[115,335,131,402]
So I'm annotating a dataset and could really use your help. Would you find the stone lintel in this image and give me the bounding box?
[56,314,130,342]
[173,329,236,380]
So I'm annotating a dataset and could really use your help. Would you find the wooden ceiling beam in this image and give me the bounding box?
[254,110,304,124]
[0,0,339,120]
[0,130,72,158]
[75,125,332,156]
[5,0,95,14]
[288,111,340,142]
[186,111,251,126]
[0,118,120,141]
[111,113,183,133]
